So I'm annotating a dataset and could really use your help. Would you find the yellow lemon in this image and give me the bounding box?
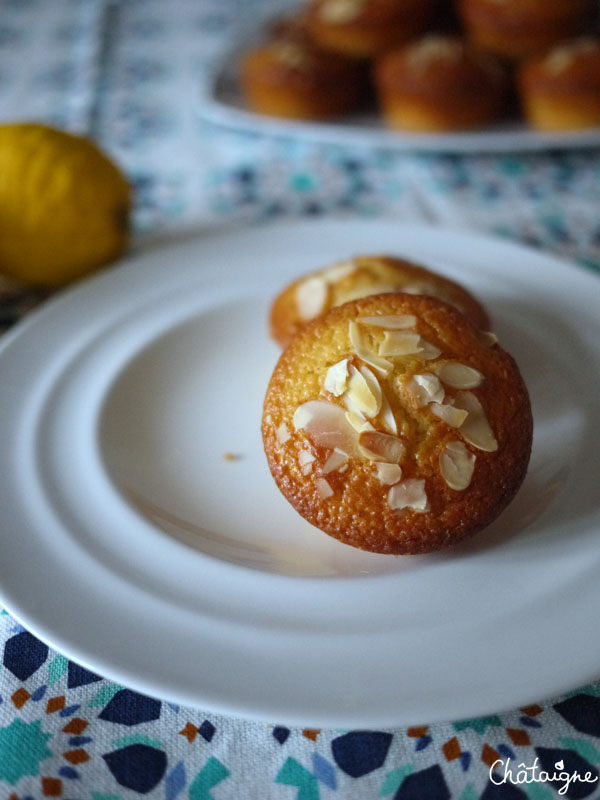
[0,123,131,288]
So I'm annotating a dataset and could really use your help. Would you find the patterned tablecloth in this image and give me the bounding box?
[1,1,600,798]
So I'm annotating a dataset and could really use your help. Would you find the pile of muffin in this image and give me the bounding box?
[240,0,600,132]
[262,256,533,555]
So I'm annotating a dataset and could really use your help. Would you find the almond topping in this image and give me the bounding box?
[418,340,443,360]
[318,0,366,24]
[358,431,405,463]
[315,477,334,499]
[344,364,380,417]
[379,390,398,435]
[349,321,393,375]
[440,441,476,490]
[358,365,382,413]
[405,374,444,407]
[388,479,428,512]
[337,283,397,305]
[454,391,498,452]
[375,462,402,485]
[481,331,498,347]
[276,423,291,444]
[345,410,375,433]
[293,400,361,457]
[323,260,356,282]
[414,374,445,404]
[430,402,468,428]
[324,358,349,396]
[436,362,483,389]
[359,314,417,329]
[296,276,327,320]
[301,462,313,475]
[323,451,348,474]
[298,449,315,466]
[379,331,422,357]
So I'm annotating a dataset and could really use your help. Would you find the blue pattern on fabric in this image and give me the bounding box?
[331,731,393,777]
[103,744,168,793]
[98,690,161,726]
[3,632,49,680]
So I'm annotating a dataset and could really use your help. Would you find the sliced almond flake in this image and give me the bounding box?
[388,479,428,512]
[414,374,445,404]
[293,405,313,430]
[440,440,476,490]
[323,451,348,474]
[349,321,393,375]
[293,400,361,457]
[276,423,291,444]
[301,462,314,475]
[358,364,383,415]
[315,477,334,499]
[379,391,398,435]
[379,331,422,357]
[375,462,403,486]
[324,358,349,396]
[298,450,316,466]
[430,402,468,428]
[318,0,366,24]
[436,362,483,389]
[454,391,498,452]
[359,314,417,329]
[481,331,498,347]
[358,431,405,463]
[322,260,356,283]
[345,364,380,417]
[405,374,444,408]
[338,464,349,473]
[402,283,428,295]
[419,340,443,360]
[296,276,327,320]
[337,283,396,305]
[345,410,375,433]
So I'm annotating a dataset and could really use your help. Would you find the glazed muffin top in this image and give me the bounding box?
[262,293,532,555]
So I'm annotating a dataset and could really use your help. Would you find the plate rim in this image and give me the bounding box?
[1,218,600,728]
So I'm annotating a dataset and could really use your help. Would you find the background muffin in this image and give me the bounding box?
[270,255,490,347]
[240,35,368,120]
[518,38,600,131]
[263,293,532,555]
[374,35,508,132]
[456,0,596,61]
[306,0,435,59]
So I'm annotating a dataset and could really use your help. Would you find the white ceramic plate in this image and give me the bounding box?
[1,220,599,728]
[200,34,600,153]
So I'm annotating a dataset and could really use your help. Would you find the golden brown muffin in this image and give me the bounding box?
[456,0,596,61]
[262,293,532,555]
[240,35,368,121]
[306,0,435,59]
[518,38,600,131]
[374,35,508,132]
[270,255,490,348]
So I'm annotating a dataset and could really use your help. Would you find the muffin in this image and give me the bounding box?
[262,293,532,555]
[375,35,508,132]
[270,255,490,347]
[456,0,596,61]
[518,38,600,131]
[240,36,368,120]
[306,0,435,59]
